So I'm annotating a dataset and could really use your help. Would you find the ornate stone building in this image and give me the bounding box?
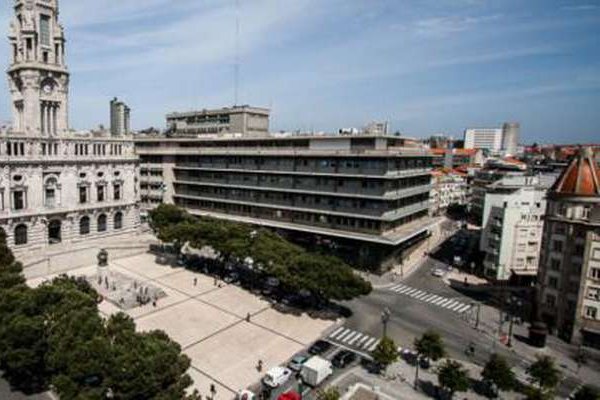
[0,0,140,253]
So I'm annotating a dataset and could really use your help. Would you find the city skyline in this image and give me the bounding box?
[0,0,599,143]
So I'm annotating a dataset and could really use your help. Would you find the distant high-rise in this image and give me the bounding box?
[464,122,520,155]
[110,97,130,136]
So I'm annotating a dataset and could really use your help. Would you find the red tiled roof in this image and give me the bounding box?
[551,147,600,197]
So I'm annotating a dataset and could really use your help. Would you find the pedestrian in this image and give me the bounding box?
[246,312,251,322]
[152,300,157,307]
[194,277,198,286]
[214,277,217,286]
[257,359,263,372]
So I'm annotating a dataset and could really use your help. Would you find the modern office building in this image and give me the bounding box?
[0,0,140,253]
[538,148,600,347]
[464,122,520,155]
[110,97,130,136]
[479,175,556,281]
[166,105,270,137]
[136,134,437,271]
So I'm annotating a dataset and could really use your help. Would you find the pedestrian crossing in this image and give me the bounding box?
[388,284,472,314]
[327,327,381,352]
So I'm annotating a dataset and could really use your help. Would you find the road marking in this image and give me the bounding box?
[342,332,359,344]
[404,288,418,295]
[367,340,380,352]
[432,297,446,305]
[348,333,364,345]
[396,287,413,294]
[362,337,377,350]
[336,329,353,341]
[414,292,429,300]
[449,302,464,312]
[390,284,405,291]
[356,335,370,347]
[443,300,460,310]
[457,304,471,313]
[421,294,436,302]
[329,327,345,339]
[410,290,425,298]
[439,299,453,307]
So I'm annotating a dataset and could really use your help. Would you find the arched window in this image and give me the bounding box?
[97,214,107,232]
[114,212,123,230]
[80,216,90,235]
[14,224,27,245]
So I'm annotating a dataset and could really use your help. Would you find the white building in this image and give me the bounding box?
[464,122,520,156]
[430,169,468,216]
[110,97,130,136]
[480,175,556,281]
[0,0,140,254]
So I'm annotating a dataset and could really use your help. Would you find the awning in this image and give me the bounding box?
[511,269,538,276]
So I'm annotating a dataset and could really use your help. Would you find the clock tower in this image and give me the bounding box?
[7,0,69,136]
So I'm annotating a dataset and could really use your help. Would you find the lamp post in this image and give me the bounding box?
[506,295,522,347]
[381,307,391,337]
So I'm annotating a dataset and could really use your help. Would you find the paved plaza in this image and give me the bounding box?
[26,251,338,399]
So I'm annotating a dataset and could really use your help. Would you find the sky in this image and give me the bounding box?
[0,0,599,144]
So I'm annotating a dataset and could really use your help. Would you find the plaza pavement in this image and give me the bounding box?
[26,252,338,400]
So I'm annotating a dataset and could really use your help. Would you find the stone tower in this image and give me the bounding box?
[7,0,69,136]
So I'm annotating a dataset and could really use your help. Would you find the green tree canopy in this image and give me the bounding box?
[481,353,515,393]
[527,355,561,392]
[372,336,399,368]
[437,360,471,399]
[317,386,341,400]
[573,385,600,400]
[414,330,445,361]
[149,204,372,301]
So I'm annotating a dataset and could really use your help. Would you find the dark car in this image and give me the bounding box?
[360,357,382,374]
[308,340,332,355]
[332,350,357,368]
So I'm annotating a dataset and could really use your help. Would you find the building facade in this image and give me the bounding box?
[479,175,554,281]
[166,105,270,137]
[110,97,130,136]
[430,169,468,216]
[464,122,520,156]
[538,148,600,348]
[0,0,139,253]
[136,135,436,271]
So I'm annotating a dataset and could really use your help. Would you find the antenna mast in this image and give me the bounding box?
[234,0,240,106]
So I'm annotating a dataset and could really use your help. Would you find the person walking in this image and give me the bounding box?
[194,277,198,286]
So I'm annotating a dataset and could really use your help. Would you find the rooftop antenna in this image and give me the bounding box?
[234,0,240,106]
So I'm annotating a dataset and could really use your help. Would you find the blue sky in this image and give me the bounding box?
[0,0,599,143]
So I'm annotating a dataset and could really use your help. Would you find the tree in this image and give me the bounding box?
[573,385,600,400]
[317,386,341,400]
[481,353,515,397]
[413,330,445,388]
[371,336,399,368]
[437,360,471,399]
[527,355,561,394]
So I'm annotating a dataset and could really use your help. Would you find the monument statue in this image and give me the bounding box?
[97,248,108,267]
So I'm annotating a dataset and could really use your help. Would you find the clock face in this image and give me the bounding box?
[43,84,53,94]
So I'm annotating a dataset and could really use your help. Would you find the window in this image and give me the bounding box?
[550,259,561,271]
[552,240,563,252]
[12,191,25,210]
[79,186,88,203]
[97,186,105,202]
[545,294,556,307]
[40,15,51,46]
[97,214,107,232]
[591,268,600,280]
[113,184,121,200]
[14,224,27,245]
[79,216,90,235]
[114,212,123,230]
[548,276,559,289]
[587,287,600,300]
[585,307,598,320]
[45,188,55,208]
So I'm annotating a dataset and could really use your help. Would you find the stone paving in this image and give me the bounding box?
[25,251,338,400]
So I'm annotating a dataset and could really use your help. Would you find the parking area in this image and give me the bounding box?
[25,252,339,400]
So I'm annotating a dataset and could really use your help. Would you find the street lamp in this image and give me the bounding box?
[381,307,391,337]
[506,295,522,347]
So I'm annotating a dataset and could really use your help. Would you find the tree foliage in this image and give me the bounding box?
[0,232,196,399]
[414,330,445,361]
[149,204,372,301]
[437,360,471,399]
[372,336,399,367]
[527,355,561,392]
[481,353,515,393]
[317,386,341,400]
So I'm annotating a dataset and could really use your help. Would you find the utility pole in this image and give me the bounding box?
[381,307,391,337]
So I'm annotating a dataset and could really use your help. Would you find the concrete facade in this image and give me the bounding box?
[0,0,140,254]
[136,134,436,270]
[430,169,468,216]
[110,97,130,136]
[166,105,270,137]
[464,122,520,156]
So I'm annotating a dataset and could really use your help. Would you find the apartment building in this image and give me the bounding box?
[166,105,270,137]
[479,175,555,281]
[464,122,520,155]
[430,169,468,216]
[110,97,131,136]
[136,134,436,271]
[538,148,600,348]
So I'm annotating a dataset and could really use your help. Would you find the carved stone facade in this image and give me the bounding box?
[0,0,140,254]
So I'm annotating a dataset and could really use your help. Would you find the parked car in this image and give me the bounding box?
[431,268,445,277]
[262,367,292,388]
[360,357,382,374]
[300,356,333,387]
[331,350,357,368]
[288,355,308,372]
[308,340,332,355]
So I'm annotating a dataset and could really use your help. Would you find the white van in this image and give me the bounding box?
[262,366,292,388]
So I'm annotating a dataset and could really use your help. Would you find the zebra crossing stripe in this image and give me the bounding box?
[449,302,464,312]
[356,335,370,347]
[421,294,435,302]
[329,327,345,339]
[390,284,405,291]
[343,332,359,343]
[415,293,429,300]
[438,299,452,307]
[348,333,364,345]
[443,301,459,309]
[403,288,418,295]
[367,340,380,352]
[428,295,443,303]
[396,287,412,294]
[336,329,353,341]
[432,297,446,305]
[410,290,424,298]
[362,337,377,350]
[457,304,471,313]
